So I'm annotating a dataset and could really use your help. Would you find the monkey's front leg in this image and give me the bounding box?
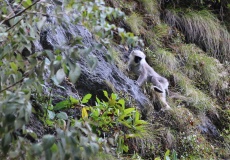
[136,69,147,86]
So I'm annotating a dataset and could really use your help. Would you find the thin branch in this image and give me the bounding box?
[5,17,24,32]
[0,0,40,25]
[0,78,24,93]
[25,11,49,17]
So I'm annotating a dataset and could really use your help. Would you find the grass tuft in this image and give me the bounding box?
[164,9,230,62]
[125,12,145,35]
[173,72,215,112]
[146,48,178,76]
[177,44,227,94]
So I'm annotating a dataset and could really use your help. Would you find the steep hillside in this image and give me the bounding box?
[0,0,229,159]
[106,0,230,159]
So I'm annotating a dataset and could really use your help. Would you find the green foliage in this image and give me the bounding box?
[29,121,103,160]
[81,91,148,154]
[154,149,178,160]
[27,91,147,158]
[0,0,141,158]
[0,90,148,159]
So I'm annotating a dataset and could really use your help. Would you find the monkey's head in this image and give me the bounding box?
[129,50,146,65]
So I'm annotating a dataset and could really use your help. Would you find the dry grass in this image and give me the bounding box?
[164,9,230,62]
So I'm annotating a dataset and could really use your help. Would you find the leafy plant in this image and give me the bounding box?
[80,91,148,154]
[0,0,141,158]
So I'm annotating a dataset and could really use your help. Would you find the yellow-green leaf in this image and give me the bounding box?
[10,62,18,73]
[22,0,32,8]
[82,107,88,119]
[81,94,92,104]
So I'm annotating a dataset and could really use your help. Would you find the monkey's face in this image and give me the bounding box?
[134,56,142,64]
[128,50,146,66]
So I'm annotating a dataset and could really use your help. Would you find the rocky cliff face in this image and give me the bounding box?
[37,10,152,112]
[30,2,229,159]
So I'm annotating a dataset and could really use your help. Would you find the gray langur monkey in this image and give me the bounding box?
[128,50,171,109]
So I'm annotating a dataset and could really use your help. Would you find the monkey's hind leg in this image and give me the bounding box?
[157,92,171,110]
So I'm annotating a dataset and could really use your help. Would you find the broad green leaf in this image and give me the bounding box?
[42,135,55,150]
[96,96,101,103]
[0,33,8,41]
[56,119,66,130]
[68,64,81,84]
[103,90,109,99]
[22,0,32,8]
[54,100,70,111]
[81,93,92,103]
[2,133,12,147]
[37,16,47,31]
[135,111,140,123]
[79,47,92,57]
[119,121,131,128]
[50,143,58,152]
[164,149,170,160]
[31,143,43,155]
[70,96,79,104]
[119,108,135,120]
[23,128,38,139]
[56,68,66,84]
[9,150,20,158]
[117,99,125,109]
[44,50,54,60]
[124,108,135,114]
[134,120,148,125]
[15,119,25,130]
[111,93,117,100]
[10,62,18,73]
[87,55,98,71]
[122,144,129,152]
[47,110,56,120]
[56,112,68,120]
[172,150,178,160]
[45,119,54,126]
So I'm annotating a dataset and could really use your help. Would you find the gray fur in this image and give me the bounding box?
[128,50,171,109]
